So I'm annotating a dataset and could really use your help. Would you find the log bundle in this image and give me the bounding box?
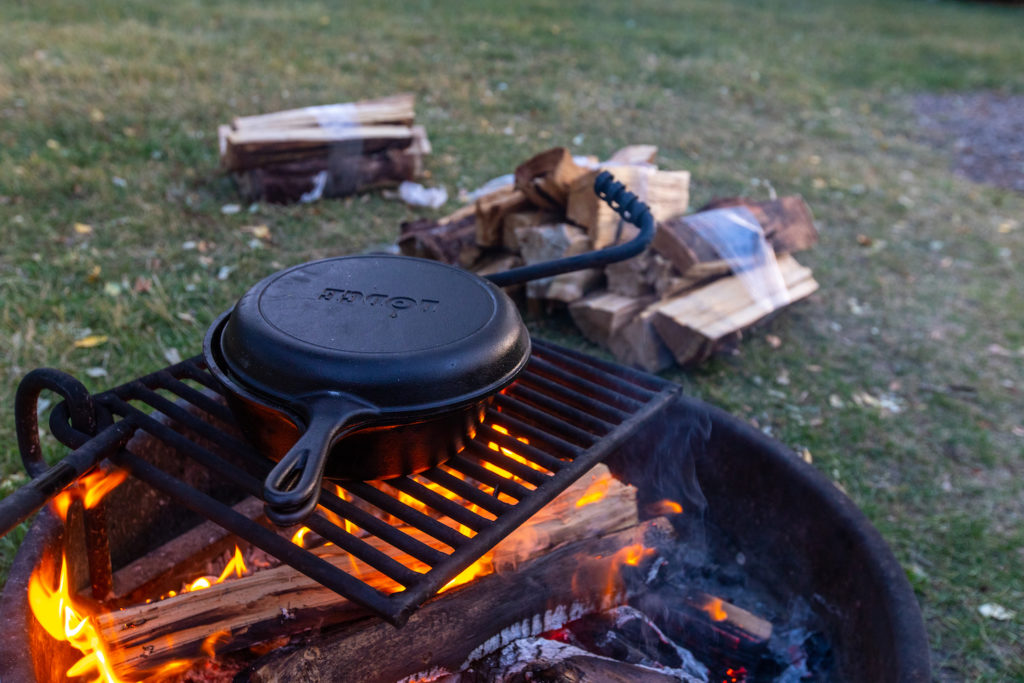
[219,94,430,203]
[397,145,819,370]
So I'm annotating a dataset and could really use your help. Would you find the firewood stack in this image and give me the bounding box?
[398,145,819,371]
[218,94,430,204]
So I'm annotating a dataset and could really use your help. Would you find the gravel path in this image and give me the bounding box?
[914,92,1024,193]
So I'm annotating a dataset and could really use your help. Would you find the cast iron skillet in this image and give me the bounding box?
[205,171,654,525]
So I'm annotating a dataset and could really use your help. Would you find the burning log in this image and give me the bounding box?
[96,465,638,679]
[248,518,674,682]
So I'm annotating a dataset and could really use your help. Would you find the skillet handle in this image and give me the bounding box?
[263,395,376,527]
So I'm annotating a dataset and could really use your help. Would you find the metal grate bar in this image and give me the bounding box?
[416,467,512,517]
[152,372,237,425]
[481,411,583,462]
[493,393,598,448]
[301,514,424,587]
[530,356,644,413]
[464,441,550,487]
[341,481,469,550]
[516,373,628,424]
[110,449,393,614]
[314,490,449,566]
[386,478,493,532]
[531,339,671,393]
[442,456,534,502]
[532,343,663,401]
[501,384,615,436]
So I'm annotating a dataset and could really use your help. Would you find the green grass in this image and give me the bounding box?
[2,0,1023,679]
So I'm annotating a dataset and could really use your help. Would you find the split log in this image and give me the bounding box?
[231,94,416,132]
[98,465,638,679]
[514,147,589,211]
[607,144,658,165]
[248,518,674,683]
[653,196,818,279]
[567,167,690,249]
[515,224,596,301]
[222,124,415,172]
[649,253,818,366]
[607,303,675,373]
[475,187,531,247]
[500,208,563,252]
[569,292,654,349]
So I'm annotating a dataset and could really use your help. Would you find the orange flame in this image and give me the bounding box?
[28,555,124,683]
[51,468,128,521]
[575,475,611,508]
[702,596,728,622]
[291,526,311,547]
[603,543,656,601]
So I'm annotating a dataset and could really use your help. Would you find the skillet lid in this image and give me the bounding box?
[208,255,530,412]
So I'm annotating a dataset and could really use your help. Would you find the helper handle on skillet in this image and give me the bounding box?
[263,395,378,526]
[484,170,654,287]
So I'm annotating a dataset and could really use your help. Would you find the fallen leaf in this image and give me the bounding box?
[133,276,152,293]
[217,265,233,281]
[89,108,105,123]
[765,334,782,349]
[221,204,241,215]
[74,334,108,349]
[164,348,182,364]
[856,234,873,247]
[73,222,93,235]
[176,312,196,324]
[103,282,122,296]
[85,367,108,378]
[241,224,272,240]
[86,265,102,283]
[829,394,844,409]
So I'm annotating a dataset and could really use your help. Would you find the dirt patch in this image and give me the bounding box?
[913,92,1024,193]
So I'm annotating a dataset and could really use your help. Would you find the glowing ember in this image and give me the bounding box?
[646,499,684,515]
[51,467,128,522]
[702,596,728,622]
[574,475,611,508]
[28,555,123,683]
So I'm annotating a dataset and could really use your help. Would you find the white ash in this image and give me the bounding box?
[459,601,592,666]
[606,605,709,681]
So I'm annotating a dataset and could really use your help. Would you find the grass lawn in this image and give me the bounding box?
[1,0,1022,679]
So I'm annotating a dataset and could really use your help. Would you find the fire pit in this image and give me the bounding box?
[0,342,929,681]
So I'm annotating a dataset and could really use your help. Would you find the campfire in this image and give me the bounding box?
[1,339,930,682]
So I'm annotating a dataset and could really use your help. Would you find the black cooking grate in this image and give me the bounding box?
[27,339,678,625]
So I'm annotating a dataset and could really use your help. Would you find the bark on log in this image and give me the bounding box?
[653,196,818,279]
[233,145,423,204]
[98,465,637,679]
[398,214,478,266]
[649,253,818,366]
[248,518,674,683]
